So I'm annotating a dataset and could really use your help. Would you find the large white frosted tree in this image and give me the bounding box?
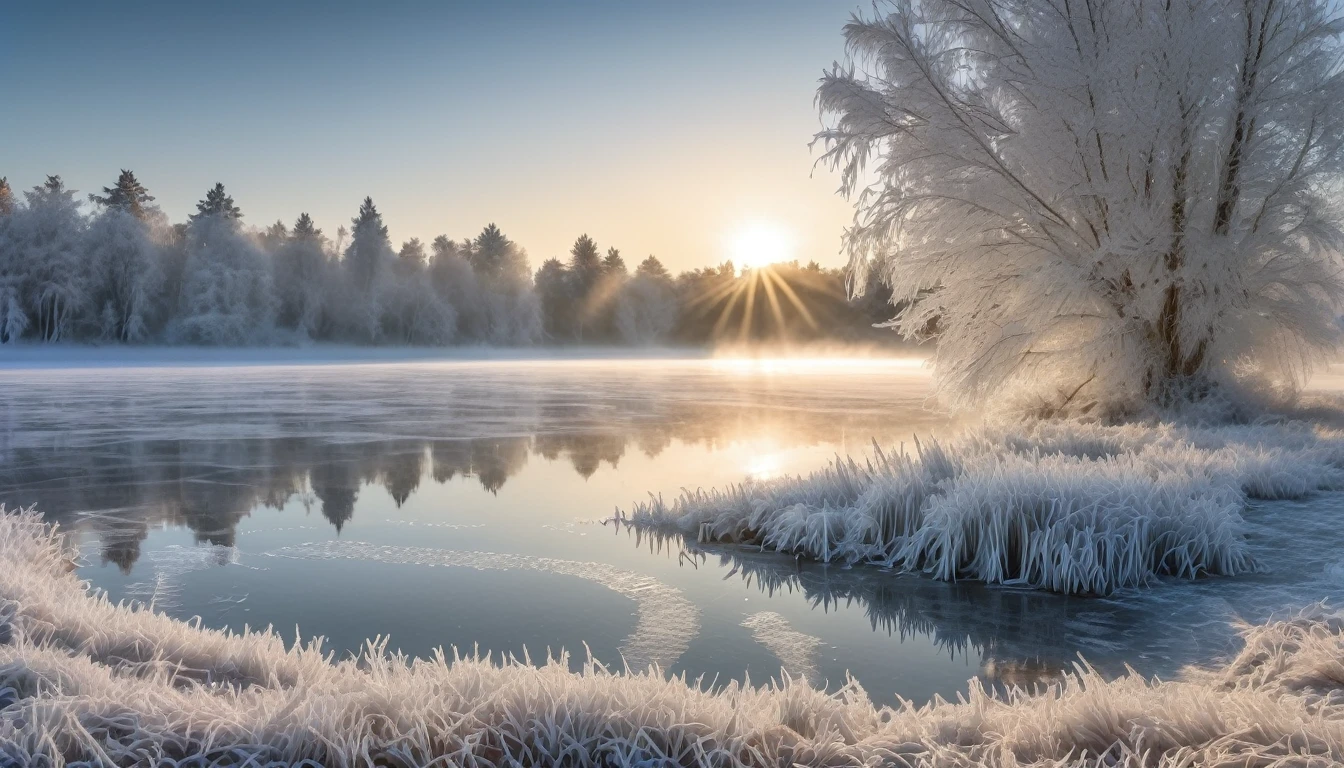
[84,209,161,342]
[818,0,1344,410]
[7,177,87,342]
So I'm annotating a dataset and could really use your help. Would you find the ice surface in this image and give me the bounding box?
[266,540,699,671]
[6,507,1344,765]
[740,611,822,683]
[125,543,239,610]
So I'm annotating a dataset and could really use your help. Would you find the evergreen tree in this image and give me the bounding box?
[602,247,627,276]
[470,224,529,289]
[636,255,670,281]
[566,235,605,341]
[0,178,13,216]
[341,197,393,340]
[190,183,242,222]
[273,212,329,337]
[261,220,289,250]
[397,238,427,269]
[534,257,571,339]
[293,212,321,240]
[345,197,390,284]
[89,170,155,220]
[567,235,603,293]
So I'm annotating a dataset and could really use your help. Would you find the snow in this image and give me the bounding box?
[617,420,1344,595]
[4,506,1344,765]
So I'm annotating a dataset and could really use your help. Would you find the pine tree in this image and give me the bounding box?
[636,255,670,282]
[469,223,529,289]
[190,183,242,222]
[567,235,603,291]
[341,197,393,340]
[89,170,155,220]
[292,212,321,240]
[534,257,571,339]
[565,235,605,341]
[602,247,627,276]
[261,220,288,250]
[398,238,427,268]
[0,178,13,216]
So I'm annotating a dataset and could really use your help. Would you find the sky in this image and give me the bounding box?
[1,1,863,274]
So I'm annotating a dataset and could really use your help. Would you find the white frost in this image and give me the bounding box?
[618,421,1344,594]
[5,507,1344,765]
[740,611,822,683]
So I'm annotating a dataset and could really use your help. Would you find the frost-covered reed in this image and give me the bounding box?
[618,422,1344,594]
[4,507,1344,765]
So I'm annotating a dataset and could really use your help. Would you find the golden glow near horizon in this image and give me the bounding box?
[728,221,795,271]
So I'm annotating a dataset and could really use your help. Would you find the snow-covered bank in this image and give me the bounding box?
[3,508,1344,765]
[617,421,1344,595]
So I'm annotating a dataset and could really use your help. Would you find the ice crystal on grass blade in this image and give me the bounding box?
[618,422,1344,595]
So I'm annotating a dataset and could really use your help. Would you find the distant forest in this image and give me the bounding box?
[0,172,896,347]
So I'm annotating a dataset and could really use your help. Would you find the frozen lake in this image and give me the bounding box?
[4,354,1344,705]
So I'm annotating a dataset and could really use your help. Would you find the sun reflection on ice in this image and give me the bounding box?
[745,453,784,481]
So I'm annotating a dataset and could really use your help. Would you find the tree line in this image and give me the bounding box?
[0,171,893,347]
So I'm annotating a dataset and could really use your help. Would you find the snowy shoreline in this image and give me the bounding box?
[618,420,1344,595]
[2,507,1343,765]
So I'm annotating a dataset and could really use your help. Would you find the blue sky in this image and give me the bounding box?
[1,1,861,272]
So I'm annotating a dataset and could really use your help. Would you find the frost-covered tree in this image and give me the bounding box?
[429,235,486,339]
[260,220,288,251]
[534,257,571,340]
[470,223,529,289]
[818,0,1344,410]
[273,213,328,337]
[89,170,155,221]
[616,266,678,344]
[0,178,14,217]
[173,185,273,344]
[8,177,87,342]
[0,178,22,342]
[190,183,242,222]
[84,209,162,341]
[567,235,604,340]
[602,247,627,277]
[637,255,670,281]
[397,238,427,269]
[341,197,394,341]
[383,237,456,344]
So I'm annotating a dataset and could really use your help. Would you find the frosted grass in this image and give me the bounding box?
[5,507,1344,765]
[617,421,1344,594]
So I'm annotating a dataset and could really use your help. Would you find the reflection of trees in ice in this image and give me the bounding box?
[126,543,238,611]
[267,540,699,672]
[4,363,942,571]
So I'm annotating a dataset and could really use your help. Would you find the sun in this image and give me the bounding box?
[728,221,794,271]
